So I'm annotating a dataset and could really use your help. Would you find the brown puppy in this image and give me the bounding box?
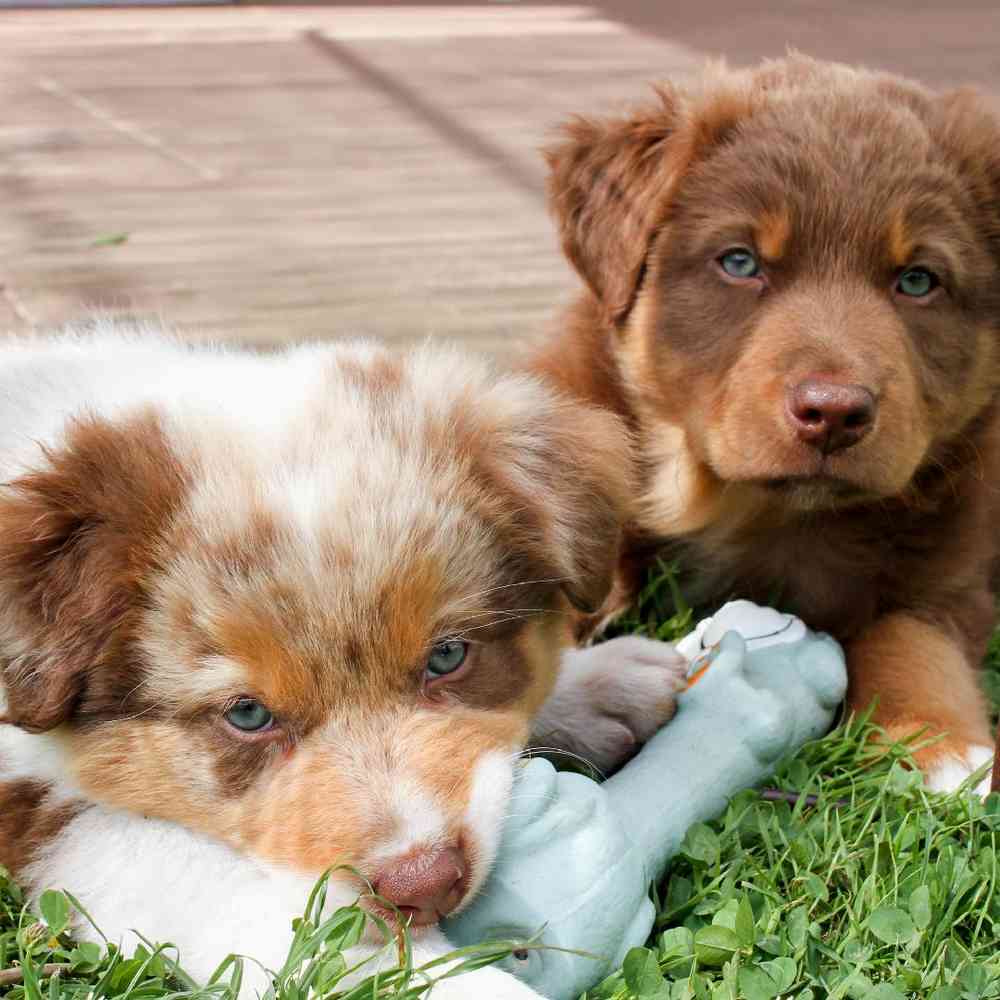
[532,54,1000,792]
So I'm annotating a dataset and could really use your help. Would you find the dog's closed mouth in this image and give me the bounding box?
[361,894,464,930]
[363,900,441,929]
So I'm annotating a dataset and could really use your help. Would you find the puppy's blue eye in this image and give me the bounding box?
[719,248,760,279]
[896,267,938,298]
[225,698,274,733]
[425,640,468,678]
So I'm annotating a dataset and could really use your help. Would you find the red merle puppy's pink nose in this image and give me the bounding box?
[785,379,876,454]
[373,846,466,926]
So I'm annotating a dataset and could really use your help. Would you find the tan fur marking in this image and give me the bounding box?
[213,604,318,718]
[409,711,526,814]
[232,739,390,870]
[638,422,722,536]
[887,209,915,268]
[70,723,218,820]
[847,614,991,770]
[512,611,573,716]
[756,209,791,262]
[371,555,445,682]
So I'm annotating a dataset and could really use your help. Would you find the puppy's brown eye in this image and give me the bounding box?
[718,248,760,279]
[425,640,468,678]
[224,698,274,733]
[896,267,938,298]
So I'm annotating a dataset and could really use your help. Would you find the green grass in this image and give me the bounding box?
[0,870,531,999]
[586,719,1000,1000]
[3,564,999,999]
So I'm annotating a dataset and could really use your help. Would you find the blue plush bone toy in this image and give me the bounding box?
[444,601,847,999]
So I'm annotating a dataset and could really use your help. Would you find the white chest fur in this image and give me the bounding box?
[23,806,325,992]
[20,805,543,999]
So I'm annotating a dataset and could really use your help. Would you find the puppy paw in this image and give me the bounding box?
[530,636,687,774]
[924,743,995,798]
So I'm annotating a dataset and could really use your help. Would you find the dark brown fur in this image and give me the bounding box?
[532,55,1000,770]
[0,778,83,872]
[0,410,192,733]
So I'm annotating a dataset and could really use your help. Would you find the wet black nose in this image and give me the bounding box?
[785,380,876,454]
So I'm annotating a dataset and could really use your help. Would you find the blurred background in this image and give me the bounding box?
[1,1,997,356]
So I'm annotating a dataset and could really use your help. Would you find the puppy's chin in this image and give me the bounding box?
[752,474,877,512]
[703,436,921,512]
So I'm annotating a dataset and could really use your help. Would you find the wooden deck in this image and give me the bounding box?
[0,7,699,352]
[1,3,997,354]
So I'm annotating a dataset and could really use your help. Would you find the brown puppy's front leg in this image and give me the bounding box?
[846,612,995,794]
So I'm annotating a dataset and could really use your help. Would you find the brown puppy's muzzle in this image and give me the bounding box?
[785,378,877,455]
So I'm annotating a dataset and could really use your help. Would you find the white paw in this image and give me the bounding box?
[926,744,995,797]
[531,636,687,774]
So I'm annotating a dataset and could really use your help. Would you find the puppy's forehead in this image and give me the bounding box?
[148,345,558,713]
[681,92,976,271]
[172,492,490,700]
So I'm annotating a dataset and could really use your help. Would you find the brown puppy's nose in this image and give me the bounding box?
[785,380,876,454]
[373,846,466,925]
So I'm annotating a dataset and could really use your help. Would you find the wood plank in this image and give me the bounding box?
[0,7,700,352]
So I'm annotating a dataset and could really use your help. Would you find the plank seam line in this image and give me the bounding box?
[304,29,544,204]
[0,283,37,328]
[37,76,222,182]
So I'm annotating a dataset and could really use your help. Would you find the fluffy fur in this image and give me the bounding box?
[0,323,686,997]
[531,55,1000,793]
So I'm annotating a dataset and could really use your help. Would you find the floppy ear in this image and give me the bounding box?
[481,386,634,616]
[928,88,1000,265]
[0,411,188,732]
[545,77,755,324]
[540,399,633,615]
[545,89,686,324]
